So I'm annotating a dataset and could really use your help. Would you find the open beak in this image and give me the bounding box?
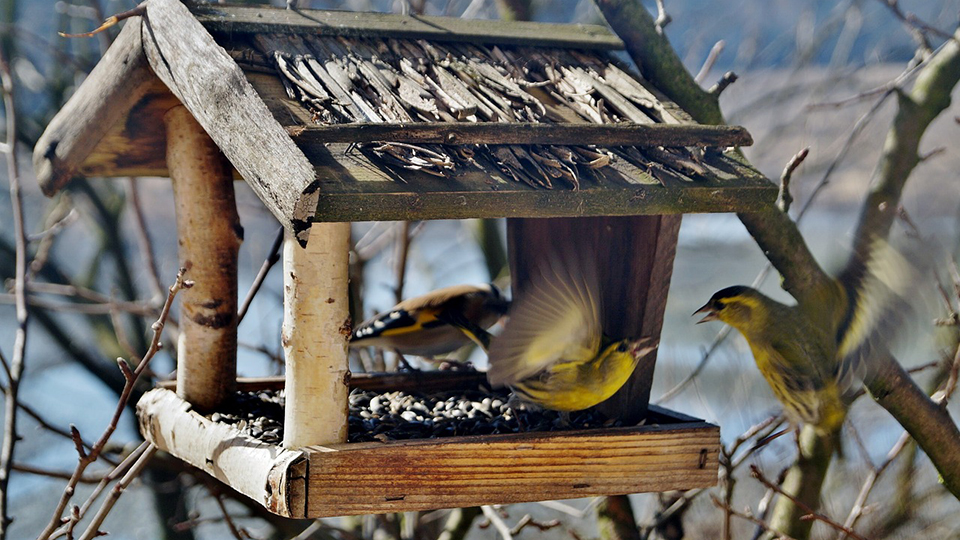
[631,337,659,358]
[693,303,718,324]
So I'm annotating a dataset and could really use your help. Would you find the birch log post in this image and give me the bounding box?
[282,222,351,447]
[165,105,241,412]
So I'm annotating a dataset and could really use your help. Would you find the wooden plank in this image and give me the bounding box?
[299,141,775,221]
[139,383,718,518]
[32,18,165,195]
[286,122,753,147]
[166,106,241,412]
[142,0,320,246]
[194,4,622,50]
[301,422,718,517]
[281,223,351,448]
[137,388,307,518]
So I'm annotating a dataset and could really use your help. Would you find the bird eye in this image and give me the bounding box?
[617,343,628,353]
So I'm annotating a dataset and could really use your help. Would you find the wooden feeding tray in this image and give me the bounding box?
[139,373,719,518]
[31,0,773,519]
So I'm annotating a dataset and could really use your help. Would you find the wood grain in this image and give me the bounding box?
[286,123,753,147]
[142,0,319,245]
[137,386,718,519]
[193,4,622,50]
[281,223,351,448]
[301,423,718,517]
[31,18,174,195]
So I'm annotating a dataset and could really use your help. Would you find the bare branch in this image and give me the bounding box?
[776,147,810,214]
[653,0,671,34]
[708,71,738,97]
[77,444,158,540]
[709,495,797,540]
[37,269,191,540]
[126,178,165,303]
[481,506,514,540]
[695,40,725,85]
[238,226,284,323]
[750,466,868,540]
[876,0,953,49]
[58,4,146,38]
[0,40,28,540]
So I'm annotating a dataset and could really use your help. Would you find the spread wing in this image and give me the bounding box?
[487,255,601,387]
[835,236,925,391]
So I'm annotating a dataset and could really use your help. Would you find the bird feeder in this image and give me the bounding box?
[34,0,775,519]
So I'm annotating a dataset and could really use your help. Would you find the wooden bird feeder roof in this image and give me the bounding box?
[34,2,774,245]
[33,1,751,519]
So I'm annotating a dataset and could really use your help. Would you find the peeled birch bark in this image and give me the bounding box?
[166,105,241,412]
[281,222,351,447]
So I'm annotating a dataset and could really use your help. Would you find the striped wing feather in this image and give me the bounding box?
[487,256,601,387]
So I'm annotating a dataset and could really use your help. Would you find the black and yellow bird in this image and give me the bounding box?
[694,239,914,435]
[350,283,509,357]
[487,256,657,413]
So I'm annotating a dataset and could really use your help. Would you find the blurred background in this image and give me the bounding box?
[1,0,959,538]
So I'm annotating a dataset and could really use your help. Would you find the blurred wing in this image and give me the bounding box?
[835,237,925,390]
[487,255,601,387]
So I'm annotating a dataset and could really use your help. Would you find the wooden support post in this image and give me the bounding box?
[282,222,351,448]
[507,215,681,424]
[165,105,241,412]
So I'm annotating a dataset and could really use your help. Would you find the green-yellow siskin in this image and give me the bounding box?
[694,239,915,435]
[487,256,657,412]
[350,284,509,357]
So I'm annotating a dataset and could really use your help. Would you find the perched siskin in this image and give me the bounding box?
[350,283,509,357]
[694,239,915,435]
[487,256,657,412]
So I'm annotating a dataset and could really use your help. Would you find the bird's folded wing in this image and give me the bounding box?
[487,255,601,387]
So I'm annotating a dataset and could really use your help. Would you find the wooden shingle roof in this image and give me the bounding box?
[34,1,774,244]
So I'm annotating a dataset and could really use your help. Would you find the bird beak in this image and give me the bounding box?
[693,303,718,324]
[631,338,658,358]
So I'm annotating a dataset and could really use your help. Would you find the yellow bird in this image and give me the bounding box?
[487,256,657,412]
[351,283,509,357]
[694,239,915,435]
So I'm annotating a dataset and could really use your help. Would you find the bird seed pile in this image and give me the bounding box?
[211,387,627,445]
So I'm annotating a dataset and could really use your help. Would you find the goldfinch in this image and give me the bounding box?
[694,238,916,434]
[351,283,509,357]
[487,255,657,412]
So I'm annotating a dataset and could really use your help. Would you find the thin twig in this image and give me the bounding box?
[776,147,810,214]
[77,444,158,540]
[394,221,412,304]
[708,71,738,97]
[509,515,561,535]
[126,178,165,303]
[837,431,911,539]
[653,0,671,34]
[11,463,103,483]
[0,292,157,316]
[0,43,28,540]
[36,269,191,540]
[238,226,284,323]
[481,506,514,540]
[74,441,152,524]
[709,495,797,540]
[58,4,146,38]
[212,491,248,540]
[749,465,868,540]
[875,0,953,46]
[695,40,725,85]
